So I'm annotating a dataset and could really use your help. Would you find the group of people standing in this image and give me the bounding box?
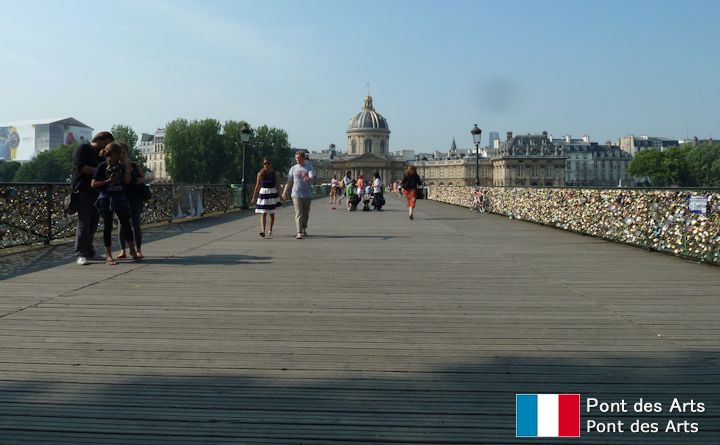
[250,155,424,240]
[72,132,146,265]
[330,171,385,212]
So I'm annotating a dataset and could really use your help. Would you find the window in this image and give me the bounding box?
[532,165,539,178]
[546,165,553,178]
[380,141,386,154]
[351,140,357,153]
[364,139,372,153]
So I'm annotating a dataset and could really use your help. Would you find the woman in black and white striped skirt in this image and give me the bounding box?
[251,158,281,238]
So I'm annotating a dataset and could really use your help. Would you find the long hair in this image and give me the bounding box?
[406,165,417,176]
[100,142,123,161]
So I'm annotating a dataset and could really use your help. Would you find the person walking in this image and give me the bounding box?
[118,144,145,259]
[71,131,114,265]
[401,165,422,220]
[372,171,385,211]
[282,151,315,239]
[329,174,339,209]
[92,142,139,265]
[252,158,281,238]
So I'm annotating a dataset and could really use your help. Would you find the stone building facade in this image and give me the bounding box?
[423,157,493,186]
[555,136,632,187]
[138,128,170,182]
[491,132,566,187]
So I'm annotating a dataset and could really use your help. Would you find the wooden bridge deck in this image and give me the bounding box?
[0,196,718,444]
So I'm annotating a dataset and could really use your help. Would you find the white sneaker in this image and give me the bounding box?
[76,256,88,266]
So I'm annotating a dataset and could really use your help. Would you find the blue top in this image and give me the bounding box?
[287,161,315,198]
[261,173,276,188]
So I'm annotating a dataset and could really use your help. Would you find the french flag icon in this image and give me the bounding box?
[516,394,581,437]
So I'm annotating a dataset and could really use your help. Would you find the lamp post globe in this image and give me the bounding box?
[470,124,482,186]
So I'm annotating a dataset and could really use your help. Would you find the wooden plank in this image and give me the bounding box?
[0,197,719,444]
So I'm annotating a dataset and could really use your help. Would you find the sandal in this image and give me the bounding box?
[268,231,273,239]
[106,258,117,266]
[259,232,265,238]
[117,251,127,259]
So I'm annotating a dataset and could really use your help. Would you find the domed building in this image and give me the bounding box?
[347,95,390,155]
[329,94,405,183]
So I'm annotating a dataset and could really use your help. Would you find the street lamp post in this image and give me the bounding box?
[471,124,482,186]
[240,124,252,209]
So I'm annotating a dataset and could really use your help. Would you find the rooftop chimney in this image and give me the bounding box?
[506,131,513,142]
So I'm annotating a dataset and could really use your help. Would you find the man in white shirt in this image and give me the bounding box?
[282,152,315,239]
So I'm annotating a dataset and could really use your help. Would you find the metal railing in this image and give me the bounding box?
[428,185,720,264]
[0,183,237,249]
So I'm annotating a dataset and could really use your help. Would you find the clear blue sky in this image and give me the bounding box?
[1,0,718,152]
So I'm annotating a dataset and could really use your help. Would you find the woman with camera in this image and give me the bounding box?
[92,142,139,265]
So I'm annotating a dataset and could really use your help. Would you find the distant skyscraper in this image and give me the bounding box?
[488,131,500,150]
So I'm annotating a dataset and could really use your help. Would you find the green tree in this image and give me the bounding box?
[165,118,290,184]
[222,120,251,183]
[111,124,146,164]
[628,149,666,186]
[661,145,692,186]
[193,119,224,183]
[13,144,77,182]
[250,125,291,182]
[164,118,195,183]
[164,118,224,183]
[0,160,21,182]
[686,142,720,187]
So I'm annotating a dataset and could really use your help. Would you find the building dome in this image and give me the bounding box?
[348,95,389,131]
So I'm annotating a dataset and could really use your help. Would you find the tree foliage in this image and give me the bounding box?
[164,118,195,184]
[12,144,77,182]
[164,119,291,184]
[686,142,720,187]
[628,142,720,187]
[247,125,291,184]
[111,124,146,164]
[0,161,21,182]
[164,118,225,183]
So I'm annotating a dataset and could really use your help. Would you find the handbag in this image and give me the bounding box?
[63,192,79,215]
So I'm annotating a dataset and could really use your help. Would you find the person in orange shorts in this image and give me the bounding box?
[400,165,422,220]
